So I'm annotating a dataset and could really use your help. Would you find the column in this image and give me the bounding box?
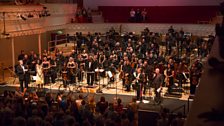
[38,33,42,59]
[11,37,15,72]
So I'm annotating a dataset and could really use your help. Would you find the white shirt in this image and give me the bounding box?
[21,65,25,72]
[89,62,91,68]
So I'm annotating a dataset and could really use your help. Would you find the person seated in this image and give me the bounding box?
[96,96,108,115]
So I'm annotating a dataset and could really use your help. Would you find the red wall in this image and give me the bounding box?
[99,6,219,23]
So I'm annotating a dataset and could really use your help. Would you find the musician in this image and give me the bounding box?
[81,49,89,63]
[166,63,175,94]
[176,61,185,88]
[98,51,106,68]
[152,68,164,104]
[42,57,50,85]
[16,60,26,92]
[108,63,116,83]
[42,49,48,58]
[62,63,68,87]
[56,51,65,74]
[142,61,151,95]
[67,57,77,84]
[23,54,30,66]
[86,57,97,86]
[36,60,44,87]
[190,63,201,94]
[93,55,99,82]
[50,56,57,84]
[123,60,132,91]
[24,64,30,89]
[70,49,77,60]
[134,68,144,101]
[22,55,31,89]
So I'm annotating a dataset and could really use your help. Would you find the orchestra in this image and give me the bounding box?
[14,27,210,104]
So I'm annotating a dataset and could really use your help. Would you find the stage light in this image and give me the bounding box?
[28,13,34,18]
[20,15,27,20]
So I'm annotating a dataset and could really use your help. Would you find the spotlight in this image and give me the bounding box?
[27,13,34,18]
[20,15,27,20]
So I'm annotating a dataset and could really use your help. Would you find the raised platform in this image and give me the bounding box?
[2,73,190,101]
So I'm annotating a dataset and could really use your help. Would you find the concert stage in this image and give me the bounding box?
[0,73,192,114]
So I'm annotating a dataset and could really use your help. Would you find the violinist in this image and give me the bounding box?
[165,63,175,94]
[190,63,201,94]
[123,60,132,91]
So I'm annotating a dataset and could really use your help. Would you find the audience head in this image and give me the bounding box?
[100,96,106,102]
[155,68,160,74]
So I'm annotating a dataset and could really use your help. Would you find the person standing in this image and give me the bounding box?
[141,8,147,22]
[67,57,77,84]
[152,68,164,104]
[50,56,57,84]
[134,68,144,101]
[36,60,44,87]
[165,63,175,94]
[129,8,136,22]
[42,57,50,85]
[16,60,26,92]
[135,9,142,22]
[190,63,201,94]
[123,60,132,91]
[86,57,96,86]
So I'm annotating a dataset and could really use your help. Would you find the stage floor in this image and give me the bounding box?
[1,73,191,101]
[0,73,193,114]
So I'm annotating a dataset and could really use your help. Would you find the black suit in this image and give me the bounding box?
[123,64,132,91]
[16,65,25,92]
[152,73,163,103]
[135,73,144,100]
[86,61,97,85]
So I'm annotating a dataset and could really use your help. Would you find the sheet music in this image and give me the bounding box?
[157,87,161,93]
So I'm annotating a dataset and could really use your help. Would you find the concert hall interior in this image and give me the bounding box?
[0,0,223,126]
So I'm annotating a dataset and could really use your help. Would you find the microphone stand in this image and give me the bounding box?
[115,72,118,100]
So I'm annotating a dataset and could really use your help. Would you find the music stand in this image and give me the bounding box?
[96,68,104,93]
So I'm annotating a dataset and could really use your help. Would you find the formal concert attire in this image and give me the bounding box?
[42,62,50,85]
[16,64,26,92]
[152,73,163,103]
[134,72,144,101]
[190,66,200,94]
[166,67,174,94]
[123,63,132,91]
[86,60,97,85]
[50,59,57,84]
[67,61,76,84]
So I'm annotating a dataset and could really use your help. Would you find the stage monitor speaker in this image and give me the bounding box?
[138,109,160,126]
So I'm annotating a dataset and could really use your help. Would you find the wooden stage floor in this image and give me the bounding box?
[0,73,190,101]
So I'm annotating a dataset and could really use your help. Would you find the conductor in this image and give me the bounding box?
[16,60,27,92]
[152,68,164,104]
